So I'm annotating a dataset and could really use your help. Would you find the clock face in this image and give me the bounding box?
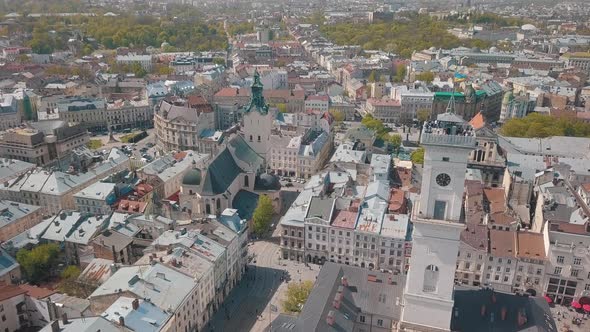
[436,173,451,187]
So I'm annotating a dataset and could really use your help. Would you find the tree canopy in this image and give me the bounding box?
[320,15,491,58]
[500,113,590,138]
[329,109,345,122]
[253,194,275,235]
[283,280,314,313]
[387,133,402,150]
[411,147,425,165]
[227,21,255,36]
[361,114,390,138]
[16,243,60,284]
[415,71,435,83]
[23,7,227,54]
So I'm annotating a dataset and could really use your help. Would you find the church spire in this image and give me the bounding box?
[245,70,270,115]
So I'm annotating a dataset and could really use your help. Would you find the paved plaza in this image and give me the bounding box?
[208,239,320,332]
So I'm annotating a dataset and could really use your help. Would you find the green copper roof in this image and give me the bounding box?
[245,70,270,115]
[434,90,486,101]
[232,190,259,220]
[227,135,264,169]
[182,168,202,186]
[201,148,243,195]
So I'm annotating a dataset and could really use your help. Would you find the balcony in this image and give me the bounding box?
[421,132,476,148]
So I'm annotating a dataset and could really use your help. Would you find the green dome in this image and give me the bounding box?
[182,168,202,186]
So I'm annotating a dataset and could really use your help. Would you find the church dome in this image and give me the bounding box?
[182,168,202,186]
[254,173,281,191]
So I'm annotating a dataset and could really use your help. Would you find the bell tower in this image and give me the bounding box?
[401,112,476,331]
[242,70,273,162]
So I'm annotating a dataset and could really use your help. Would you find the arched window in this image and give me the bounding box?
[244,175,249,187]
[423,265,439,293]
[216,198,221,210]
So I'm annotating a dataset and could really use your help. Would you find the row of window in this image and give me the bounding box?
[556,255,583,265]
[553,267,589,278]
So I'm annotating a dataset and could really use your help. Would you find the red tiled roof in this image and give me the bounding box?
[19,284,56,299]
[116,200,147,214]
[461,224,488,251]
[581,183,590,192]
[174,151,187,160]
[484,188,506,215]
[306,95,329,102]
[214,87,251,98]
[489,230,516,258]
[388,188,406,213]
[517,232,546,260]
[331,209,358,229]
[469,112,485,130]
[0,284,27,301]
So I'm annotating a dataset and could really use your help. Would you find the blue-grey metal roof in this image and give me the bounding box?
[232,190,259,220]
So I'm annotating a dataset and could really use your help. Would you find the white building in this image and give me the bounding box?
[116,54,153,72]
[0,284,27,332]
[391,85,434,122]
[88,263,203,332]
[73,182,116,215]
[0,148,129,215]
[304,95,330,112]
[401,113,476,331]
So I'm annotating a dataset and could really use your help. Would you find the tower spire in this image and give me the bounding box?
[245,70,269,114]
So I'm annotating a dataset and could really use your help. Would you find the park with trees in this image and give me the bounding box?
[320,14,491,58]
[501,113,590,138]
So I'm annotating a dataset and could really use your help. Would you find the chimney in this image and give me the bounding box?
[341,276,348,287]
[50,320,60,332]
[326,310,335,326]
[61,313,68,325]
[119,316,125,327]
[132,299,139,310]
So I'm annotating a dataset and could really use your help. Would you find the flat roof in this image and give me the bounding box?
[89,263,197,312]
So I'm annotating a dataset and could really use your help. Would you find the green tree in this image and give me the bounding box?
[417,108,431,123]
[394,64,407,83]
[253,194,275,235]
[130,62,147,77]
[154,64,174,75]
[213,58,225,66]
[387,133,402,151]
[500,113,590,138]
[415,71,435,84]
[329,109,345,122]
[411,147,425,165]
[61,265,81,280]
[58,265,95,297]
[361,115,390,139]
[16,243,60,283]
[368,70,379,83]
[283,280,314,313]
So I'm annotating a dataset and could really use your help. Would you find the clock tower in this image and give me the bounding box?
[401,112,476,331]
